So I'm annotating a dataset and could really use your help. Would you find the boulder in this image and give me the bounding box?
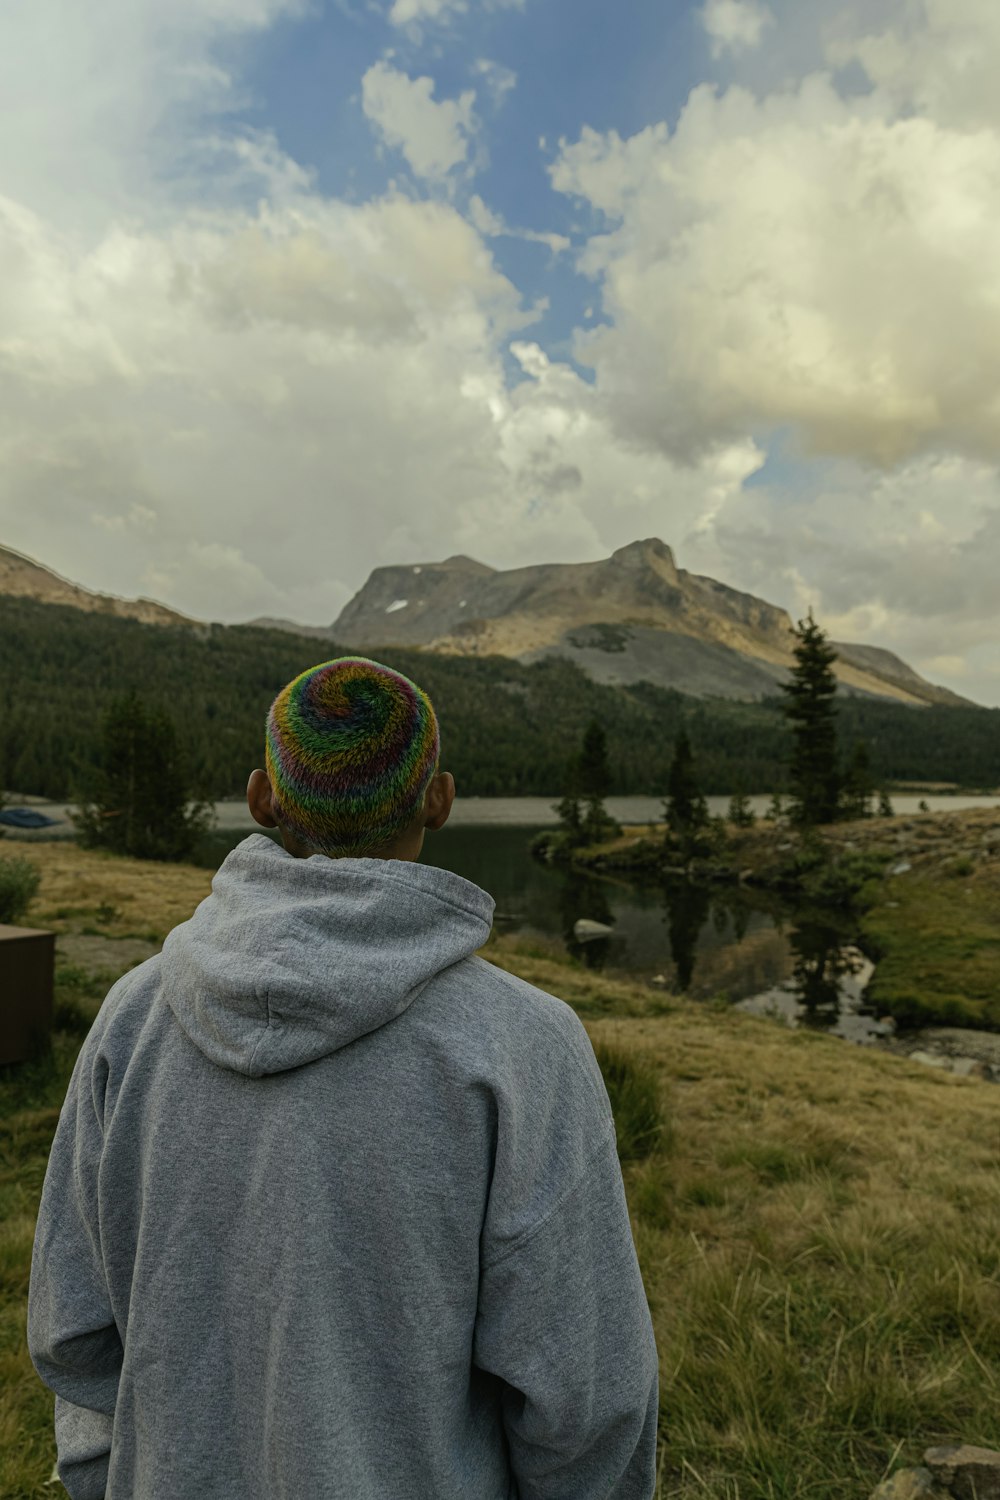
[924,1444,1000,1500]
[573,918,614,941]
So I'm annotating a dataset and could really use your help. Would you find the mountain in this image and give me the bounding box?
[321,539,971,708]
[0,544,200,631]
[1,535,973,707]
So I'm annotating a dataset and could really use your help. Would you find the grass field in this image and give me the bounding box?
[3,842,1000,1498]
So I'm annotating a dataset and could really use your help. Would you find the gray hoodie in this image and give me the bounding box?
[28,833,659,1499]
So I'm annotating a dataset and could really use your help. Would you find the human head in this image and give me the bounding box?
[247,656,454,860]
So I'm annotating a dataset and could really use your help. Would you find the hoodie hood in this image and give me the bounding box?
[160,833,494,1077]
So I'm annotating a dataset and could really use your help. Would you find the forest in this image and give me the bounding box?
[1,595,998,800]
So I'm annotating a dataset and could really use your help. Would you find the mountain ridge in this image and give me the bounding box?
[322,538,972,708]
[0,544,200,631]
[0,537,974,707]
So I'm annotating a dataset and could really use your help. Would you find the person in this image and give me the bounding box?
[28,656,659,1499]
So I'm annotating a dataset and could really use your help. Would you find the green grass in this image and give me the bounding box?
[591,1039,671,1162]
[862,871,1000,1028]
[6,845,1000,1497]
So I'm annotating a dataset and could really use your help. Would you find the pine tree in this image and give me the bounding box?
[877,788,894,817]
[663,730,710,867]
[841,740,875,820]
[727,789,755,827]
[577,719,618,844]
[578,719,612,799]
[781,612,841,826]
[73,692,212,860]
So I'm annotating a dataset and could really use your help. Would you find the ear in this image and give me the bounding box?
[422,771,455,832]
[247,769,279,829]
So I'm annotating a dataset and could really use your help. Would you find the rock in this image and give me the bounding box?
[777,841,794,851]
[950,1057,990,1080]
[650,974,669,988]
[573,918,614,940]
[924,1444,1000,1499]
[870,1467,949,1499]
[909,1050,951,1070]
[890,860,913,876]
[738,868,755,883]
[878,1016,897,1032]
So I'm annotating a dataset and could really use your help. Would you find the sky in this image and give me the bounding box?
[1,0,1000,705]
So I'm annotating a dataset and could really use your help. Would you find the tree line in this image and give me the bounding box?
[1,595,999,859]
[551,612,939,867]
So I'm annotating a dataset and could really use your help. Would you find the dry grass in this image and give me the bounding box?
[4,844,1000,1498]
[10,839,212,944]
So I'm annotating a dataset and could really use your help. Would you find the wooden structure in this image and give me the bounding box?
[0,923,55,1065]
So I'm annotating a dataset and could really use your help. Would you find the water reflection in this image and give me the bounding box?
[661,878,712,992]
[193,823,877,1037]
[785,912,855,1026]
[558,872,614,968]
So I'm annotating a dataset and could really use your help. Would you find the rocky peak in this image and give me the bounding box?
[610,538,678,580]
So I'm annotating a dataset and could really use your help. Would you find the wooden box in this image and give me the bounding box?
[0,924,56,1065]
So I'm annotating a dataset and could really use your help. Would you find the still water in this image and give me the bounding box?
[194,819,883,1036]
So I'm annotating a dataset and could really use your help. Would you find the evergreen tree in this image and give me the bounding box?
[663,730,710,867]
[554,792,584,845]
[781,612,841,826]
[877,788,894,817]
[578,719,612,798]
[841,740,875,820]
[577,719,618,844]
[727,789,755,827]
[767,792,785,821]
[73,692,212,861]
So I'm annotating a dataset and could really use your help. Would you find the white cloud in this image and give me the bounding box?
[0,0,309,233]
[3,0,1000,709]
[467,195,570,254]
[824,0,1000,133]
[388,0,464,24]
[700,0,775,58]
[362,61,477,181]
[700,450,1000,706]
[387,0,524,28]
[552,72,1000,470]
[472,58,518,108]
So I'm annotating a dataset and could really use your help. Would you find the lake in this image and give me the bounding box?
[17,792,1000,1039]
[188,813,894,1038]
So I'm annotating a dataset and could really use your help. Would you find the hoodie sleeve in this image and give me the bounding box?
[473,1125,660,1500]
[28,1031,123,1500]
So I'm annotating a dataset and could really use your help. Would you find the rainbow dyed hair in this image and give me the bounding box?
[264,657,440,857]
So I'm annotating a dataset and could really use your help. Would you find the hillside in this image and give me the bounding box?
[0,544,200,631]
[1,595,999,802]
[0,536,974,707]
[322,539,972,708]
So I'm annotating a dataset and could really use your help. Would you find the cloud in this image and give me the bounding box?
[699,449,1000,705]
[471,58,518,108]
[0,0,310,233]
[552,70,1000,471]
[700,0,775,57]
[387,0,524,29]
[388,0,465,25]
[467,195,570,255]
[3,0,1000,709]
[362,61,477,180]
[824,0,1000,133]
